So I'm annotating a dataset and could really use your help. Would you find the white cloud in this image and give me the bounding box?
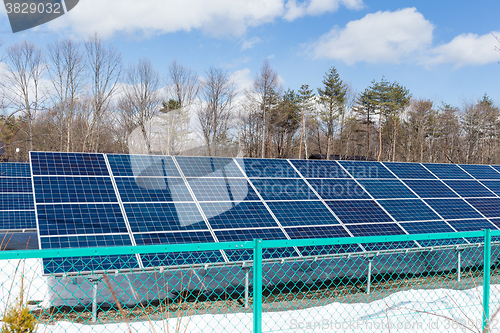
[284,0,363,21]
[309,8,434,65]
[427,32,500,67]
[241,37,261,51]
[44,0,364,38]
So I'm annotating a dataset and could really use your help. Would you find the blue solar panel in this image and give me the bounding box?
[124,202,207,232]
[285,225,359,256]
[115,177,192,202]
[251,178,317,200]
[466,198,500,218]
[0,178,32,192]
[187,178,260,201]
[447,219,497,231]
[358,180,416,199]
[383,162,436,179]
[33,177,117,203]
[0,210,36,230]
[308,179,370,199]
[422,163,472,179]
[200,202,279,229]
[37,203,129,236]
[290,160,350,178]
[338,161,396,179]
[378,199,440,221]
[0,163,31,177]
[0,193,34,210]
[444,180,496,198]
[176,156,243,177]
[31,152,109,176]
[403,180,458,198]
[400,221,466,247]
[424,199,483,220]
[134,231,216,245]
[107,154,180,177]
[236,158,299,178]
[326,200,392,224]
[459,164,500,180]
[479,181,500,196]
[346,223,407,238]
[266,201,339,226]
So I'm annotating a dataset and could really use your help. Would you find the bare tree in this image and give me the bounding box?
[4,41,46,152]
[197,67,236,156]
[119,58,161,154]
[167,59,199,108]
[83,33,122,152]
[47,38,86,152]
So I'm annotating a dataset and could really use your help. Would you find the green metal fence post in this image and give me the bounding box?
[483,229,492,332]
[253,239,263,333]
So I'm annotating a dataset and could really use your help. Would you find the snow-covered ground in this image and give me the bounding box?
[1,258,500,332]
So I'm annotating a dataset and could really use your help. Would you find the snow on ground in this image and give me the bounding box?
[1,258,500,332]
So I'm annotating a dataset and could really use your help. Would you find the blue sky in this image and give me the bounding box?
[0,0,499,107]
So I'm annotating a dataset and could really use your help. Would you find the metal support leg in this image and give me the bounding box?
[367,259,373,295]
[89,277,99,323]
[242,266,250,309]
[457,250,462,282]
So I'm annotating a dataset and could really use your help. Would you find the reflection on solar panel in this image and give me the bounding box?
[0,163,36,231]
[28,152,500,274]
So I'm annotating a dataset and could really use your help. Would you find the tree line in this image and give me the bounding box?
[0,35,498,165]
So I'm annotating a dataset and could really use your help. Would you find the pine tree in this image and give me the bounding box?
[317,67,346,160]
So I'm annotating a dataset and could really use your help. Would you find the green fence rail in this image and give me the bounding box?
[0,230,499,332]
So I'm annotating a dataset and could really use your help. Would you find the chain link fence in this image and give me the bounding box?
[1,230,499,332]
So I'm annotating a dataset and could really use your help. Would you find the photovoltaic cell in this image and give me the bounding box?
[424,199,483,220]
[200,201,279,229]
[459,164,500,180]
[403,180,458,198]
[37,203,129,236]
[236,158,299,178]
[31,152,109,176]
[358,180,416,199]
[0,163,31,178]
[466,198,500,218]
[107,154,180,177]
[308,179,370,200]
[422,163,472,180]
[346,223,413,251]
[124,202,207,232]
[0,178,32,193]
[326,200,392,224]
[290,160,350,178]
[0,210,36,230]
[176,156,244,178]
[338,161,395,179]
[378,199,440,221]
[33,177,117,203]
[479,181,500,196]
[444,180,496,198]
[187,178,260,201]
[447,219,496,232]
[0,193,34,210]
[400,221,465,247]
[134,231,216,245]
[383,162,436,179]
[285,225,359,256]
[115,177,192,202]
[266,201,339,226]
[251,178,317,200]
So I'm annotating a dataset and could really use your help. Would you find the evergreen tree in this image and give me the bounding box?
[317,66,347,159]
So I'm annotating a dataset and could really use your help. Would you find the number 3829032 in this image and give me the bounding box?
[5,2,62,14]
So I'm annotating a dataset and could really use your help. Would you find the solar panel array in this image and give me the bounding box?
[0,163,36,232]
[29,152,500,274]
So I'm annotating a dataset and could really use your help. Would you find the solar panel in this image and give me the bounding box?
[0,163,36,231]
[28,152,500,275]
[338,161,396,179]
[251,178,317,200]
[383,162,436,179]
[290,160,350,178]
[358,180,416,199]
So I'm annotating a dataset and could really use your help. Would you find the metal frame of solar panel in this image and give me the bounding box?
[30,152,500,276]
[0,162,36,233]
